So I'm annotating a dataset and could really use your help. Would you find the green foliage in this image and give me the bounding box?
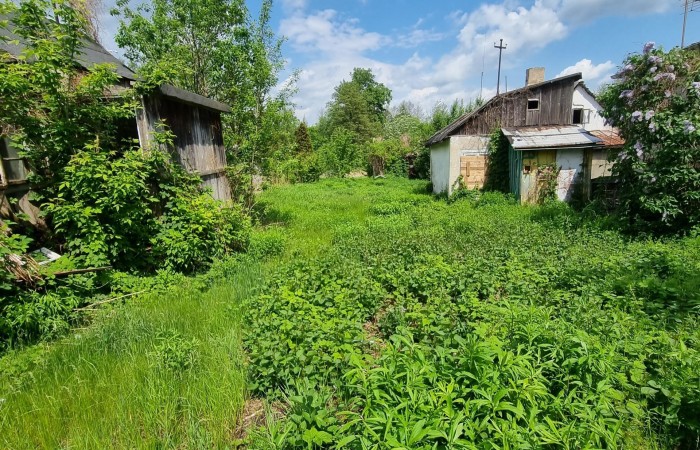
[598,42,700,234]
[44,142,251,273]
[295,122,313,155]
[46,146,159,268]
[537,163,560,204]
[244,178,700,449]
[0,3,252,348]
[153,187,251,273]
[0,0,137,201]
[315,129,364,177]
[484,128,510,193]
[429,98,482,134]
[320,68,391,146]
[0,221,32,294]
[113,0,298,178]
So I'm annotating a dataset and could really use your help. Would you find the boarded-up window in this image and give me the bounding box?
[0,138,29,186]
[460,156,487,190]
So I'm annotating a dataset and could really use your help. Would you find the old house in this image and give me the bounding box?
[427,68,622,202]
[0,23,232,224]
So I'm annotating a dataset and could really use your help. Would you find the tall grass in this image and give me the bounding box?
[0,259,262,448]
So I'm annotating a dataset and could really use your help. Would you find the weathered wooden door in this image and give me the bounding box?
[520,150,556,203]
[459,156,487,190]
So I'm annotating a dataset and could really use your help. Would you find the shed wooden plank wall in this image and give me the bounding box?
[459,80,576,135]
[137,94,231,202]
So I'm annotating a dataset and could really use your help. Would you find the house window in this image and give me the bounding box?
[572,107,588,125]
[527,99,540,111]
[0,138,29,186]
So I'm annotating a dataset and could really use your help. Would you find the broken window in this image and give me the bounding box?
[572,108,584,124]
[527,99,540,111]
[0,138,29,186]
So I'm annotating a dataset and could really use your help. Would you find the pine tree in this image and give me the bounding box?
[295,122,313,155]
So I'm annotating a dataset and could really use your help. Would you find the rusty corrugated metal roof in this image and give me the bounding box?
[502,126,603,150]
[589,130,625,147]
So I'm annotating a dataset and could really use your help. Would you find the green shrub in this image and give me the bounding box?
[153,190,250,273]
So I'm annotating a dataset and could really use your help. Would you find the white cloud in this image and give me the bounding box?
[280,9,389,55]
[557,59,615,86]
[396,29,445,48]
[279,0,676,122]
[281,0,308,13]
[457,1,568,54]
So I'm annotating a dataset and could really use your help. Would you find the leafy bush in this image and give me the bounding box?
[598,42,700,234]
[46,146,159,268]
[244,177,700,449]
[153,188,250,273]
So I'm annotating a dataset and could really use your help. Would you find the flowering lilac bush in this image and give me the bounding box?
[599,43,700,234]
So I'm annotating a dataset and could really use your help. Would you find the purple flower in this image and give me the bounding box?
[631,111,643,122]
[634,141,644,158]
[645,110,655,121]
[665,90,672,98]
[649,55,662,65]
[654,72,676,82]
[650,67,658,74]
[643,42,655,54]
[684,120,697,134]
[668,65,675,71]
[693,81,700,94]
[619,90,634,99]
[649,122,657,133]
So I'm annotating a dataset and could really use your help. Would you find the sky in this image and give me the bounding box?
[98,0,700,123]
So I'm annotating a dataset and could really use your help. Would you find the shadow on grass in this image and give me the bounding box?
[253,201,293,226]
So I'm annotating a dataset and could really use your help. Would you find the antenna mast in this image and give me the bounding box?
[494,39,507,95]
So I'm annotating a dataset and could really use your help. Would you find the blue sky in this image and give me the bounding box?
[100,0,700,123]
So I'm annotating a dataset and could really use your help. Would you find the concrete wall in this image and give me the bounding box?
[429,136,490,195]
[430,140,451,194]
[573,85,612,131]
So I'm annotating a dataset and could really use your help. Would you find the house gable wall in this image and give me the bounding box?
[458,79,577,135]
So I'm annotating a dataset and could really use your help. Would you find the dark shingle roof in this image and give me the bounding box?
[1,15,230,112]
[0,16,137,79]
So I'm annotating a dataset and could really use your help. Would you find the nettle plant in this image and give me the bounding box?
[599,42,700,234]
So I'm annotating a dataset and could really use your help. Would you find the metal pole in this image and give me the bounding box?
[494,39,507,95]
[682,0,689,48]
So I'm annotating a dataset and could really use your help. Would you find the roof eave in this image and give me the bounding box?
[158,84,231,113]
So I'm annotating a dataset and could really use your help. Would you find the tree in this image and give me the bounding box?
[295,122,312,155]
[598,42,700,234]
[0,0,135,200]
[321,68,391,144]
[350,68,392,125]
[112,0,297,175]
[429,98,482,134]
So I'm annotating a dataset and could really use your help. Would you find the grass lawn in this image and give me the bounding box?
[1,177,699,449]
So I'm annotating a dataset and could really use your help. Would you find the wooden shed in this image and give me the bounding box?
[136,85,232,201]
[0,22,232,207]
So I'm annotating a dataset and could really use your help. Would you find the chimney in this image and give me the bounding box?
[525,67,545,86]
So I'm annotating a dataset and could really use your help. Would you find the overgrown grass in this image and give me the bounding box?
[1,177,699,448]
[0,258,262,448]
